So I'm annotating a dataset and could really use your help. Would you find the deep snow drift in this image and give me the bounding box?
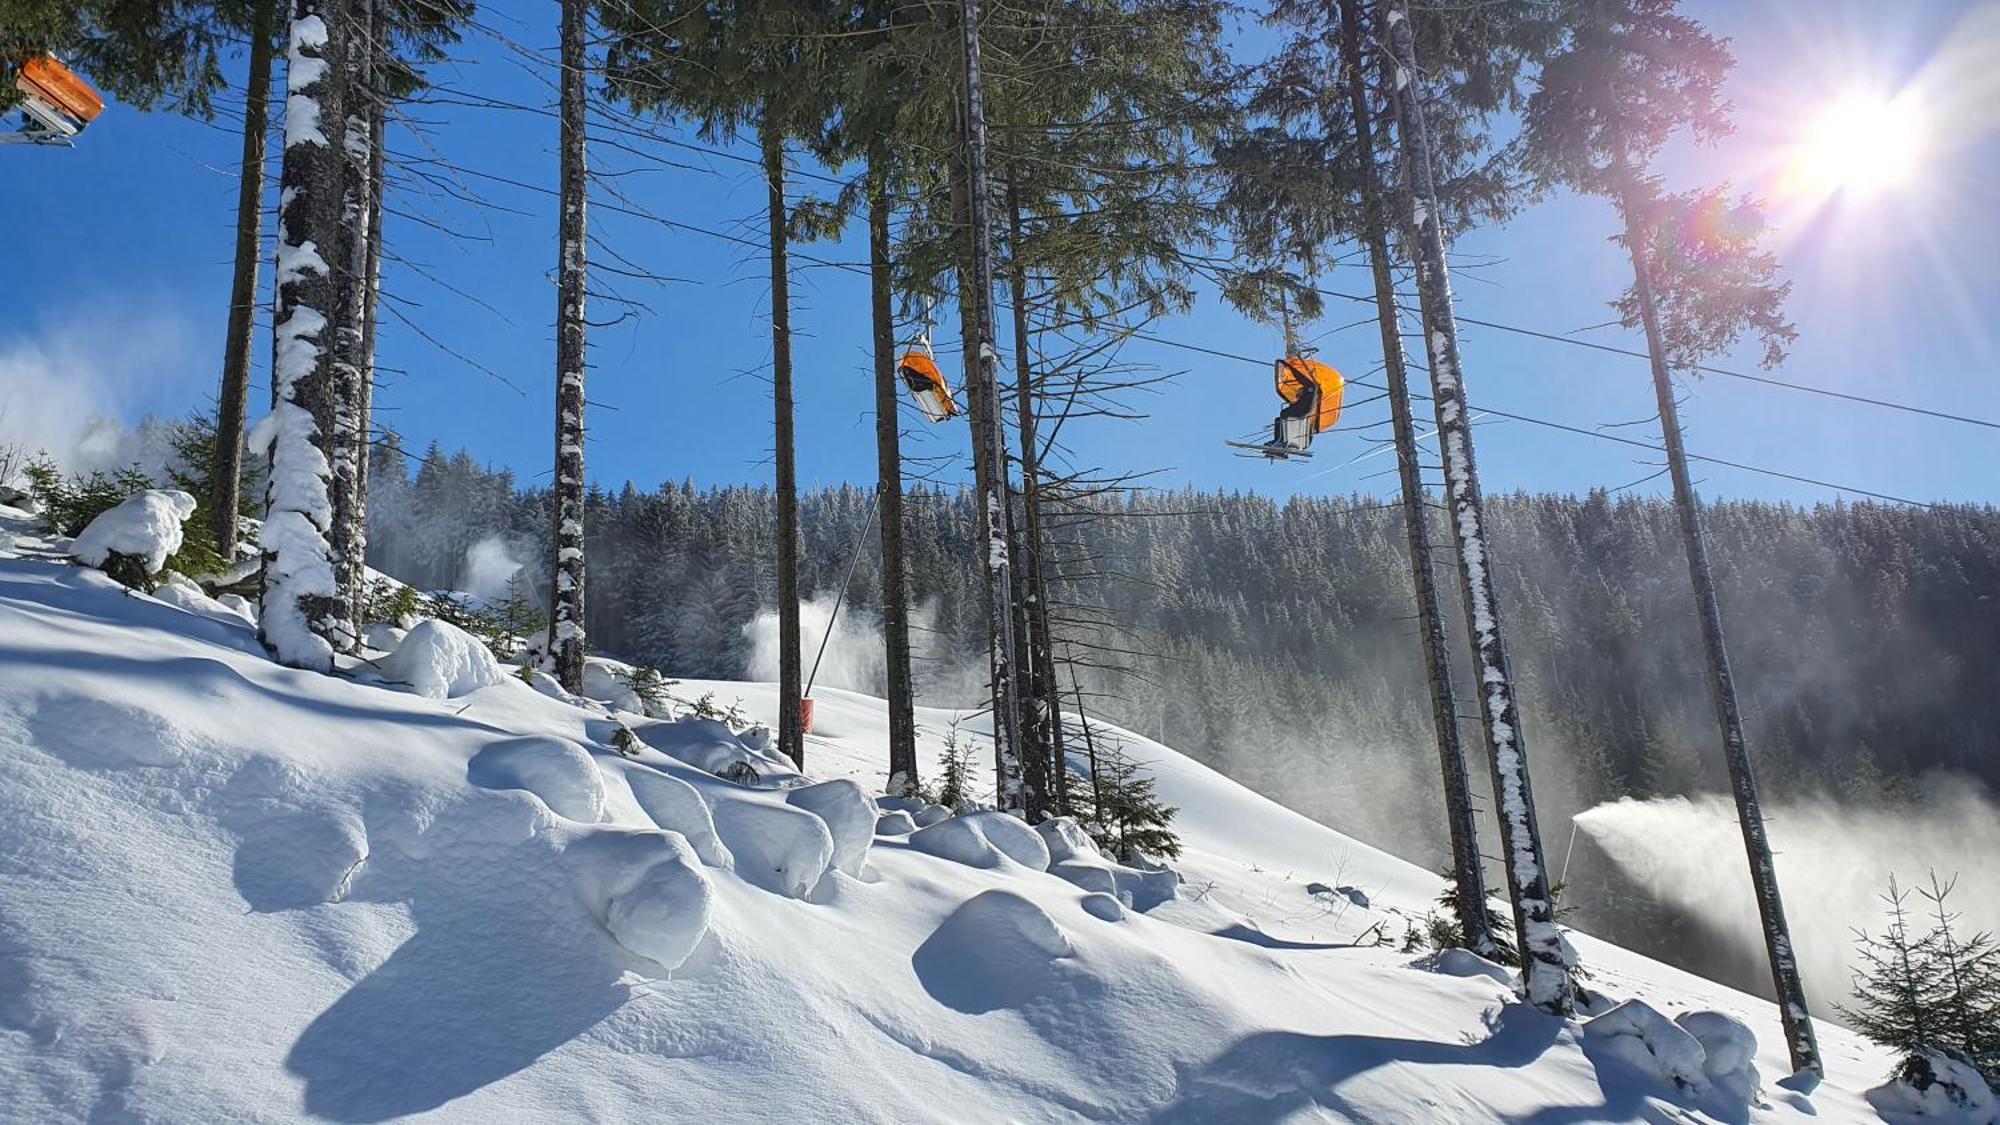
[0,501,1926,1123]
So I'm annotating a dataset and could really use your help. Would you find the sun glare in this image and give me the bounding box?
[1792,93,1924,199]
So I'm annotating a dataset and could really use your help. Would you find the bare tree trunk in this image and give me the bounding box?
[328,0,374,648]
[1004,167,1064,817]
[1380,0,1575,1013]
[261,0,349,672]
[765,114,804,769]
[869,153,919,794]
[1621,187,1822,1075]
[1340,0,1496,960]
[547,0,589,692]
[353,46,385,623]
[213,0,276,563]
[958,0,1033,819]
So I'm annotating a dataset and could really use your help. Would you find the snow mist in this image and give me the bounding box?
[0,304,203,484]
[744,593,888,696]
[1573,784,2000,1009]
[460,535,527,605]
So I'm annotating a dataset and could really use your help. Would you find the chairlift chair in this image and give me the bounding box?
[5,55,104,146]
[1227,355,1346,462]
[897,348,960,423]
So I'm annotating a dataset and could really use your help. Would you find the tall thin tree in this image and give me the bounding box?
[328,0,375,648]
[1380,0,1576,1013]
[1521,0,1819,1071]
[212,0,279,563]
[867,154,921,793]
[1337,0,1497,960]
[547,0,590,692]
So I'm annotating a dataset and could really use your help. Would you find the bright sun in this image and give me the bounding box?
[1793,93,1924,198]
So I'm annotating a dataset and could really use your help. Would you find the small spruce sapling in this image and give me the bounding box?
[1087,740,1181,861]
[936,724,975,813]
[1840,873,2000,1092]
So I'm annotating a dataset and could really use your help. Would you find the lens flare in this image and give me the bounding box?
[1790,93,1923,198]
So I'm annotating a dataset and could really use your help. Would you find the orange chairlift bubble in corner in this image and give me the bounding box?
[897,346,960,424]
[6,54,104,145]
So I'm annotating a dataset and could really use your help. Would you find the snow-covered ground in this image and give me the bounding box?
[0,501,1921,1123]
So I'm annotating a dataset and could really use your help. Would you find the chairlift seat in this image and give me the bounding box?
[897,351,960,423]
[13,55,103,140]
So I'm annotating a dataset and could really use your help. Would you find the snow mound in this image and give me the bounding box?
[621,766,731,868]
[1583,999,1710,1094]
[911,890,1075,1013]
[581,659,645,715]
[565,828,713,972]
[71,489,196,574]
[150,573,256,627]
[907,810,1051,871]
[1081,891,1127,921]
[467,736,607,823]
[1429,947,1515,988]
[1867,1052,1998,1123]
[1036,816,1101,863]
[1676,1009,1761,1103]
[875,809,917,836]
[635,717,800,786]
[381,619,509,700]
[913,803,951,827]
[784,778,874,877]
[708,797,833,898]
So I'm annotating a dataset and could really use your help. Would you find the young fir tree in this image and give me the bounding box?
[1520,0,1819,1072]
[1086,740,1181,862]
[259,0,352,671]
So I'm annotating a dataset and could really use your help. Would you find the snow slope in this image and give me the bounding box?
[0,502,1914,1123]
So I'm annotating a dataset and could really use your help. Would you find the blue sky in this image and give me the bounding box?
[2,0,1995,507]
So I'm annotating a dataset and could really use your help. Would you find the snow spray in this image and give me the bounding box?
[1572,785,2000,1009]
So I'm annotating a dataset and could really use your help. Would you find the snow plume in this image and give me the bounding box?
[0,303,203,484]
[461,535,527,605]
[745,593,887,695]
[743,595,990,705]
[1573,783,2000,1010]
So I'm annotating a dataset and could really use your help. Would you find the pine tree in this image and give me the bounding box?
[1085,739,1181,862]
[1917,872,2000,1080]
[1520,0,1818,1070]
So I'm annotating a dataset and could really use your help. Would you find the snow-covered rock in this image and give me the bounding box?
[636,717,800,786]
[708,797,834,898]
[581,658,646,715]
[150,572,255,627]
[566,828,713,972]
[1675,1009,1761,1104]
[1081,891,1127,921]
[785,778,874,877]
[467,736,607,823]
[912,803,952,827]
[1583,999,1711,1094]
[380,618,509,700]
[875,810,917,836]
[71,489,196,575]
[907,811,1051,871]
[911,890,1074,1013]
[1866,1052,1998,1123]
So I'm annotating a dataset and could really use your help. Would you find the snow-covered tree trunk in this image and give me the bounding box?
[958,0,1032,819]
[329,0,374,647]
[868,157,920,795]
[1340,0,1496,961]
[1380,1,1576,1013]
[764,112,804,769]
[258,0,349,672]
[213,0,277,564]
[546,0,589,693]
[1621,186,1822,1075]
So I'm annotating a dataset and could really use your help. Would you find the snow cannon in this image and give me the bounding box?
[800,696,816,736]
[897,351,960,423]
[6,55,104,145]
